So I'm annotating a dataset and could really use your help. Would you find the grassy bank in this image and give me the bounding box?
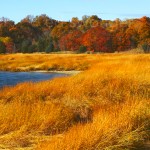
[0,53,98,71]
[0,53,150,149]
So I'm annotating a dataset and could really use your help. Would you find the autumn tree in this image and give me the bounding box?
[124,16,150,52]
[82,15,102,31]
[17,21,41,41]
[51,22,72,50]
[71,17,80,28]
[21,15,34,24]
[0,18,15,37]
[33,14,58,36]
[82,26,112,52]
[137,17,150,49]
[51,22,72,39]
[12,21,41,51]
[0,37,14,53]
[112,24,133,52]
[59,30,82,51]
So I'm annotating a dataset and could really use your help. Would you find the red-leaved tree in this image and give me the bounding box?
[82,26,112,52]
[59,30,82,51]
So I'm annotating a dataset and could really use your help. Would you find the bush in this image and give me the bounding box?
[77,45,87,53]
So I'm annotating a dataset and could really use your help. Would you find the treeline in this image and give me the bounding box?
[0,14,150,53]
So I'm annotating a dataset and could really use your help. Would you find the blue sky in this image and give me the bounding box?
[0,0,150,23]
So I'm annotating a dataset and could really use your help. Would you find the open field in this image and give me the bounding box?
[0,53,98,72]
[0,53,150,149]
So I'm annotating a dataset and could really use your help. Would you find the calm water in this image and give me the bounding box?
[0,71,67,89]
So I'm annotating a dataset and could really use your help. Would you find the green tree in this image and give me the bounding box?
[45,42,54,53]
[28,44,37,53]
[78,45,87,53]
[37,38,46,52]
[45,37,54,53]
[0,41,6,53]
[21,40,32,53]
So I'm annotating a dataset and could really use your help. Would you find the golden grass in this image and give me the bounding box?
[0,53,150,149]
[0,53,98,71]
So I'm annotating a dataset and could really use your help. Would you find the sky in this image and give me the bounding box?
[0,0,150,23]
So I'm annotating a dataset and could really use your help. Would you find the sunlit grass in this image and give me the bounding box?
[0,53,149,149]
[0,54,98,71]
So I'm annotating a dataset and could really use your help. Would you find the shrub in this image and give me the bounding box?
[78,45,87,53]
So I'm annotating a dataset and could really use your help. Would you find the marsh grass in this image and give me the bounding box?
[0,53,149,149]
[0,54,97,71]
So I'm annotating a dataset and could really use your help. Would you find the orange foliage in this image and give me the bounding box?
[112,24,132,51]
[59,30,82,51]
[82,26,112,52]
[0,37,14,53]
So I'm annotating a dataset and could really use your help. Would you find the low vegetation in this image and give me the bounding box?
[0,53,150,149]
[0,53,97,71]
